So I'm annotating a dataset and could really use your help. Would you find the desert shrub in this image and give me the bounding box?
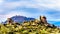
[0,21,60,34]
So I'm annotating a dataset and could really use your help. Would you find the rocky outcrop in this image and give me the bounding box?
[40,16,47,24]
[39,16,57,28]
[6,15,57,28]
[7,18,14,24]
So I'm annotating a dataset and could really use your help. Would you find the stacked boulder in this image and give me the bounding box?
[39,16,57,28]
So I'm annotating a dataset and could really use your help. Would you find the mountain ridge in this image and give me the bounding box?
[3,15,35,24]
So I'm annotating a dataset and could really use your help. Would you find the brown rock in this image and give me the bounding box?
[39,16,53,28]
[7,18,13,24]
[40,16,47,24]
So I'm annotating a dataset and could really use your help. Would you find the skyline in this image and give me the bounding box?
[0,0,60,26]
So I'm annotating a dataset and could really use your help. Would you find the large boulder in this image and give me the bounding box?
[39,16,52,27]
[40,16,47,24]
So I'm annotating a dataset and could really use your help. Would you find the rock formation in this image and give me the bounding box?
[39,16,51,27]
[39,16,57,28]
[40,16,47,24]
[7,18,13,24]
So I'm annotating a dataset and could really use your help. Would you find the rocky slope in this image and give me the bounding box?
[0,16,60,34]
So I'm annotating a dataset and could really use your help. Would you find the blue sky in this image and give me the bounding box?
[0,0,60,26]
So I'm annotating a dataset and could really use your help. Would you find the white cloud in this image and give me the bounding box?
[0,0,60,23]
[3,0,60,11]
[0,0,4,5]
[0,10,38,22]
[3,1,38,10]
[0,9,4,12]
[34,0,60,10]
[0,0,3,3]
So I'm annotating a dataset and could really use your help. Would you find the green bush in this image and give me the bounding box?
[0,21,60,34]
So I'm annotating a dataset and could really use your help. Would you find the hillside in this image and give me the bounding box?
[0,16,60,34]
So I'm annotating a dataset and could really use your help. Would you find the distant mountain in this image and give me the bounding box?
[4,15,35,24]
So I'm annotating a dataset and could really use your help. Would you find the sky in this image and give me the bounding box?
[0,0,60,26]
